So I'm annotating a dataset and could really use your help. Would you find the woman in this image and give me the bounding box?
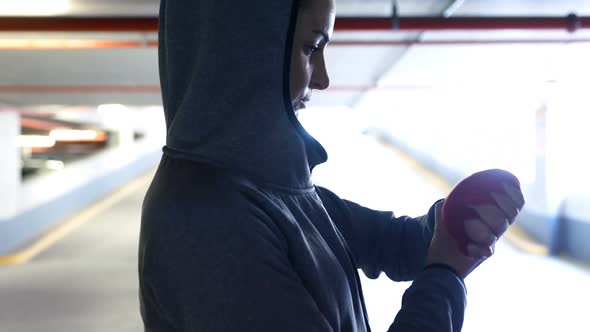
[138,0,524,331]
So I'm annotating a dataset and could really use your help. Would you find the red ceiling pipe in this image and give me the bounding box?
[0,15,589,32]
[0,17,157,32]
[336,15,589,32]
[0,85,161,93]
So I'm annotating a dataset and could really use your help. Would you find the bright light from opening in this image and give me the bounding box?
[45,160,65,171]
[143,106,164,113]
[0,0,71,16]
[97,104,133,130]
[18,135,56,148]
[97,104,129,114]
[49,129,98,142]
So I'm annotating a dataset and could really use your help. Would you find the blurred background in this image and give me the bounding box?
[0,1,589,331]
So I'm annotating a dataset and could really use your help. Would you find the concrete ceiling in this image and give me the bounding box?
[17,0,451,17]
[0,0,589,109]
[11,0,589,17]
[455,0,590,16]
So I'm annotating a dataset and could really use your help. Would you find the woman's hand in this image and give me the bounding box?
[463,182,525,258]
[427,183,525,279]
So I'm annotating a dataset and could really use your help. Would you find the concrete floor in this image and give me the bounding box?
[0,128,589,332]
[0,182,145,332]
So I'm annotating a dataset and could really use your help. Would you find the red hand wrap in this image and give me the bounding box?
[442,169,521,255]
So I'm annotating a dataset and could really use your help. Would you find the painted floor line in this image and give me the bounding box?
[0,169,155,265]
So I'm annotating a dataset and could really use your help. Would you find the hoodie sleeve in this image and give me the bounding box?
[315,187,467,332]
[388,265,467,332]
[315,186,438,281]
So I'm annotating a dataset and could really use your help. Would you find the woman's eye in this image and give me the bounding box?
[304,45,320,56]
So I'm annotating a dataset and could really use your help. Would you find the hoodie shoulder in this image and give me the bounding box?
[141,156,287,248]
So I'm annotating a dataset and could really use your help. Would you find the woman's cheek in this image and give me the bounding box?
[293,63,306,95]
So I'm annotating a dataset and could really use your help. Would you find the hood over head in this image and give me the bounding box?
[159,0,328,188]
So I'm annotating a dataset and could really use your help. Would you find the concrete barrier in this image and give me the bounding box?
[0,139,161,256]
[366,127,590,263]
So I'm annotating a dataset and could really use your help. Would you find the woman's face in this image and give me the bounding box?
[290,0,335,113]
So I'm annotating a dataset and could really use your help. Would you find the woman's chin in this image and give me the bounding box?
[293,100,306,111]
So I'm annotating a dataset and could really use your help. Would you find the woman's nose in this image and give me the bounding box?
[310,57,330,90]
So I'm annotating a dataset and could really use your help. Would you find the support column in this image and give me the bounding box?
[0,111,20,220]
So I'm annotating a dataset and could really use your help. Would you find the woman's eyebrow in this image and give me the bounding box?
[312,30,330,43]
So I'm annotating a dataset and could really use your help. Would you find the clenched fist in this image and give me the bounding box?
[427,169,526,278]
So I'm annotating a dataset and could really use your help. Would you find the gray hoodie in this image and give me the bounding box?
[138,0,467,331]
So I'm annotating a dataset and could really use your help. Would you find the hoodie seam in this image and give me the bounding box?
[258,184,317,196]
[163,148,317,194]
